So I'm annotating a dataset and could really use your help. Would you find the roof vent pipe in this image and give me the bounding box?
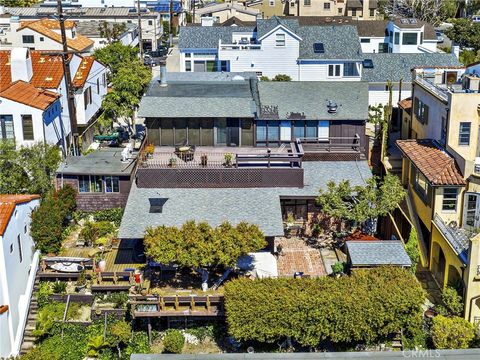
[160,61,167,87]
[327,100,338,114]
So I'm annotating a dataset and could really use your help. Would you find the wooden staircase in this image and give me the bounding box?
[19,275,40,355]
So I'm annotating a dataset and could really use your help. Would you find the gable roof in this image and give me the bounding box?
[30,51,68,89]
[346,240,412,267]
[356,20,389,37]
[0,80,60,110]
[72,56,95,88]
[179,25,254,49]
[361,53,462,83]
[18,19,93,52]
[195,2,259,16]
[0,194,40,236]
[257,81,369,120]
[396,139,466,186]
[0,50,12,92]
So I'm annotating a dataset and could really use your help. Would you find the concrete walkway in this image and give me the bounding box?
[166,44,180,72]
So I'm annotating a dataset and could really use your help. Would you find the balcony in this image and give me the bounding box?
[297,136,367,161]
[219,40,261,51]
[136,143,304,188]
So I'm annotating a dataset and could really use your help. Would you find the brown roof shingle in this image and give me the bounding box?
[30,51,68,89]
[0,50,12,92]
[0,194,40,236]
[0,81,60,110]
[72,56,94,88]
[398,97,412,114]
[396,139,466,186]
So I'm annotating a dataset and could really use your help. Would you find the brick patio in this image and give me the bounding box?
[274,237,327,278]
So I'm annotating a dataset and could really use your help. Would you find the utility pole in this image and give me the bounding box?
[57,0,78,156]
[169,0,174,46]
[137,0,143,57]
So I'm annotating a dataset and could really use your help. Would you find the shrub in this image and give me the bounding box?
[57,184,77,216]
[225,267,425,347]
[431,315,475,349]
[163,329,184,354]
[436,286,464,316]
[80,221,116,244]
[331,261,345,274]
[405,228,420,274]
[272,74,292,81]
[52,281,67,294]
[37,282,54,308]
[93,208,124,226]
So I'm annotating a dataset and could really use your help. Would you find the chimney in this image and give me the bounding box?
[10,48,33,83]
[201,16,214,26]
[363,0,370,19]
[160,61,167,87]
[451,43,460,59]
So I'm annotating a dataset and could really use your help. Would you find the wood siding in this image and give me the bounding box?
[56,175,132,212]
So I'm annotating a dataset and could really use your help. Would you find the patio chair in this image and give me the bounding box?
[174,139,188,153]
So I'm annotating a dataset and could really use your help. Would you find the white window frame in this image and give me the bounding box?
[328,64,342,78]
[442,188,458,212]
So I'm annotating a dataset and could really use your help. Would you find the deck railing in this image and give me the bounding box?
[297,136,362,153]
[219,43,261,51]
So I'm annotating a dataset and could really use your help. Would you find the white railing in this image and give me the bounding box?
[415,76,449,102]
[219,43,262,51]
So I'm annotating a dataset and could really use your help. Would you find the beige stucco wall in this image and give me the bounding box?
[464,234,480,324]
[246,0,285,18]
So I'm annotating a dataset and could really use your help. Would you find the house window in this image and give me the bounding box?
[269,0,275,5]
[185,61,192,71]
[414,167,430,203]
[40,37,44,42]
[78,175,103,193]
[17,235,23,263]
[72,30,76,38]
[351,9,357,16]
[328,64,341,77]
[378,43,388,53]
[10,244,13,253]
[442,188,458,211]
[343,62,359,77]
[370,9,375,17]
[323,2,330,10]
[459,122,471,146]
[102,73,107,87]
[105,176,120,193]
[304,0,310,5]
[148,20,153,26]
[83,87,92,109]
[360,38,370,43]
[21,115,34,140]
[413,97,429,124]
[0,115,14,140]
[22,35,34,44]
[403,33,418,45]
[394,32,399,44]
[338,8,343,14]
[275,33,285,47]
[293,121,318,139]
[420,32,423,44]
[24,225,27,234]
[96,78,100,94]
[185,53,191,58]
[389,30,393,43]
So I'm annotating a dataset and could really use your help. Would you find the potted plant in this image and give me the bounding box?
[168,157,177,168]
[331,261,345,278]
[95,252,106,272]
[224,153,234,167]
[201,154,208,167]
[284,213,295,238]
[76,270,87,292]
[145,143,154,159]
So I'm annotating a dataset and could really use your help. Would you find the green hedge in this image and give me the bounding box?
[163,329,184,354]
[224,267,425,347]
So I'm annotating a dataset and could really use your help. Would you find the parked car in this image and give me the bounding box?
[435,30,444,43]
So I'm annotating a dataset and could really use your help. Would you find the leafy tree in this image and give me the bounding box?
[436,285,464,316]
[459,49,480,66]
[144,221,266,289]
[98,21,127,44]
[316,174,405,228]
[445,18,480,51]
[272,74,292,81]
[431,315,475,349]
[378,0,459,24]
[109,320,132,358]
[162,329,184,354]
[1,0,39,6]
[94,42,139,78]
[0,141,61,196]
[224,267,425,347]
[405,228,420,274]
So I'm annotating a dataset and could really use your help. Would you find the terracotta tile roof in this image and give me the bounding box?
[30,51,66,89]
[398,97,412,114]
[396,139,466,186]
[0,81,60,110]
[0,194,40,236]
[0,50,12,92]
[18,19,93,52]
[72,56,94,88]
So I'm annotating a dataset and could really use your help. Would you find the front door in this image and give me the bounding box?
[227,118,239,146]
[464,193,480,229]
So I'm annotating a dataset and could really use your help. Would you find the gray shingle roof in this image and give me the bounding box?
[347,241,412,267]
[298,25,362,60]
[256,16,300,39]
[361,53,462,83]
[56,148,136,176]
[138,80,257,118]
[178,26,254,49]
[119,161,372,239]
[257,82,369,120]
[433,214,470,265]
[4,6,157,18]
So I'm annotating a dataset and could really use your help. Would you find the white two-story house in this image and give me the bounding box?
[0,47,108,151]
[0,195,40,358]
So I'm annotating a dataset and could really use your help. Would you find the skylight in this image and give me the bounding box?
[363,59,374,69]
[149,198,168,213]
[313,43,325,54]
